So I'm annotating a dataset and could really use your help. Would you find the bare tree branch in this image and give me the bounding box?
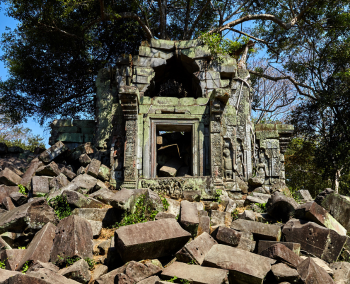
[186,0,211,39]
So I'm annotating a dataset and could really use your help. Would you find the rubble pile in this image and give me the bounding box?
[0,141,350,284]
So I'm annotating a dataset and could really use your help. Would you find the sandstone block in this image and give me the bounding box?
[62,190,104,208]
[283,219,347,262]
[9,192,26,206]
[1,248,27,270]
[180,200,199,235]
[50,215,93,265]
[98,165,111,182]
[197,215,210,236]
[330,262,350,284]
[115,218,191,262]
[161,262,229,284]
[39,141,68,163]
[60,174,98,192]
[26,267,81,284]
[0,270,21,282]
[71,208,119,227]
[211,210,232,227]
[88,220,102,238]
[3,197,15,211]
[271,263,300,283]
[31,176,50,196]
[79,153,91,166]
[231,219,282,241]
[86,159,101,178]
[266,192,299,222]
[260,243,302,268]
[215,226,241,247]
[203,244,275,284]
[36,161,60,177]
[61,167,76,181]
[295,189,313,201]
[16,222,56,271]
[27,260,59,273]
[176,232,217,265]
[0,168,22,186]
[258,240,301,255]
[21,158,42,189]
[297,257,335,284]
[49,173,69,191]
[59,258,91,283]
[300,256,333,276]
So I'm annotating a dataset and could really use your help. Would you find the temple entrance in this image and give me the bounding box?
[156,125,193,177]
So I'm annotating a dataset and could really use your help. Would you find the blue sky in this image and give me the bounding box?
[0,3,50,147]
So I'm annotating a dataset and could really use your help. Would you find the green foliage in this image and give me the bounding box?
[160,196,170,211]
[231,209,239,221]
[84,258,95,271]
[168,276,191,284]
[48,195,72,220]
[65,256,81,267]
[0,259,6,269]
[18,184,26,195]
[22,261,30,274]
[18,246,26,249]
[114,195,158,228]
[187,259,196,265]
[215,189,222,203]
[254,203,266,213]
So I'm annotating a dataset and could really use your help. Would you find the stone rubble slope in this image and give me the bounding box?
[0,140,350,284]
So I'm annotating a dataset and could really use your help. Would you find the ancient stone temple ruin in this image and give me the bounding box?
[50,39,293,198]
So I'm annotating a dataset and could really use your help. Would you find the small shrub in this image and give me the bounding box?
[160,196,170,211]
[85,258,95,270]
[231,209,239,220]
[22,261,30,274]
[65,256,81,267]
[215,189,222,203]
[48,195,72,220]
[18,184,26,195]
[18,246,26,249]
[254,202,267,213]
[0,259,6,269]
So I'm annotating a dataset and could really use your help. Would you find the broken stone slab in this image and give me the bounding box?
[3,197,15,211]
[16,222,56,271]
[79,153,91,166]
[115,218,191,262]
[0,270,21,282]
[36,161,61,177]
[158,158,182,177]
[88,220,102,238]
[39,141,68,164]
[197,215,210,236]
[61,167,76,181]
[321,192,350,232]
[183,190,201,202]
[92,265,108,281]
[138,275,161,284]
[58,258,91,283]
[31,176,50,197]
[257,240,301,255]
[98,165,111,182]
[300,256,333,276]
[71,207,119,227]
[330,262,350,283]
[9,192,26,206]
[236,236,256,252]
[210,210,232,227]
[21,158,42,189]
[165,198,180,216]
[1,248,27,270]
[49,173,69,191]
[0,235,11,250]
[260,243,302,268]
[27,260,59,273]
[266,192,299,222]
[161,262,229,284]
[60,174,98,193]
[231,219,282,241]
[248,177,264,187]
[155,212,176,220]
[203,244,275,284]
[0,197,56,234]
[295,189,313,202]
[271,263,300,283]
[86,159,101,178]
[214,226,242,247]
[145,189,164,212]
[238,209,256,221]
[295,201,347,236]
[62,189,104,208]
[176,232,217,265]
[50,215,93,265]
[297,257,335,284]
[282,219,347,263]
[0,168,22,186]
[26,268,81,284]
[179,200,199,235]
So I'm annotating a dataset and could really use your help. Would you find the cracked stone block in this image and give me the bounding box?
[88,220,102,238]
[115,218,191,262]
[297,257,335,284]
[26,267,81,284]
[295,189,313,202]
[98,165,111,182]
[161,262,229,284]
[36,162,60,177]
[300,256,333,276]
[176,232,217,265]
[31,176,50,197]
[180,200,199,235]
[62,190,104,208]
[231,219,282,241]
[16,222,56,271]
[58,258,91,283]
[197,215,210,236]
[61,174,98,193]
[0,168,22,186]
[9,192,26,206]
[39,141,68,163]
[21,158,42,189]
[86,159,101,178]
[49,174,69,191]
[330,262,350,283]
[71,208,119,227]
[203,244,275,284]
[210,210,232,227]
[3,197,15,211]
[50,215,93,265]
[271,263,300,283]
[283,219,347,263]
[0,270,21,282]
[258,240,301,255]
[1,248,27,270]
[61,167,76,181]
[79,153,91,167]
[260,243,303,268]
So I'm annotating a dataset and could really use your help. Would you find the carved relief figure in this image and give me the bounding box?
[257,150,268,181]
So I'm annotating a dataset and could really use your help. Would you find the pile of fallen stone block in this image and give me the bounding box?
[1,141,350,283]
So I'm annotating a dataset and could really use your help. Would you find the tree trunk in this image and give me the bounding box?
[334,169,341,194]
[158,0,167,39]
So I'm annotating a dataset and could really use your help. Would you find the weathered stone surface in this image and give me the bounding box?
[179,200,199,235]
[321,192,350,232]
[0,197,56,234]
[145,189,164,211]
[62,167,76,181]
[0,270,21,282]
[158,159,182,177]
[248,177,264,187]
[36,161,60,177]
[315,188,334,205]
[176,232,217,265]
[98,165,111,182]
[266,192,299,222]
[88,220,102,237]
[3,197,15,211]
[79,153,91,166]
[115,218,191,262]
[258,240,301,255]
[211,210,232,227]
[31,176,50,196]
[183,190,201,202]
[0,168,22,186]
[62,189,104,208]
[1,248,27,270]
[161,262,228,284]
[295,201,347,236]
[39,141,68,163]
[231,219,282,241]
[27,260,60,273]
[260,243,302,268]
[0,235,11,250]
[238,209,256,221]
[330,262,350,284]
[16,222,56,271]
[86,159,101,178]
[92,265,108,281]
[49,173,69,191]
[271,263,300,283]
[203,244,275,284]
[297,257,335,284]
[71,208,119,227]
[300,256,333,276]
[215,226,242,247]
[61,174,98,192]
[155,212,175,220]
[283,219,347,262]
[235,237,256,252]
[138,275,161,284]
[59,258,91,283]
[21,158,42,189]
[197,215,210,236]
[26,268,81,284]
[9,192,26,206]
[50,215,93,265]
